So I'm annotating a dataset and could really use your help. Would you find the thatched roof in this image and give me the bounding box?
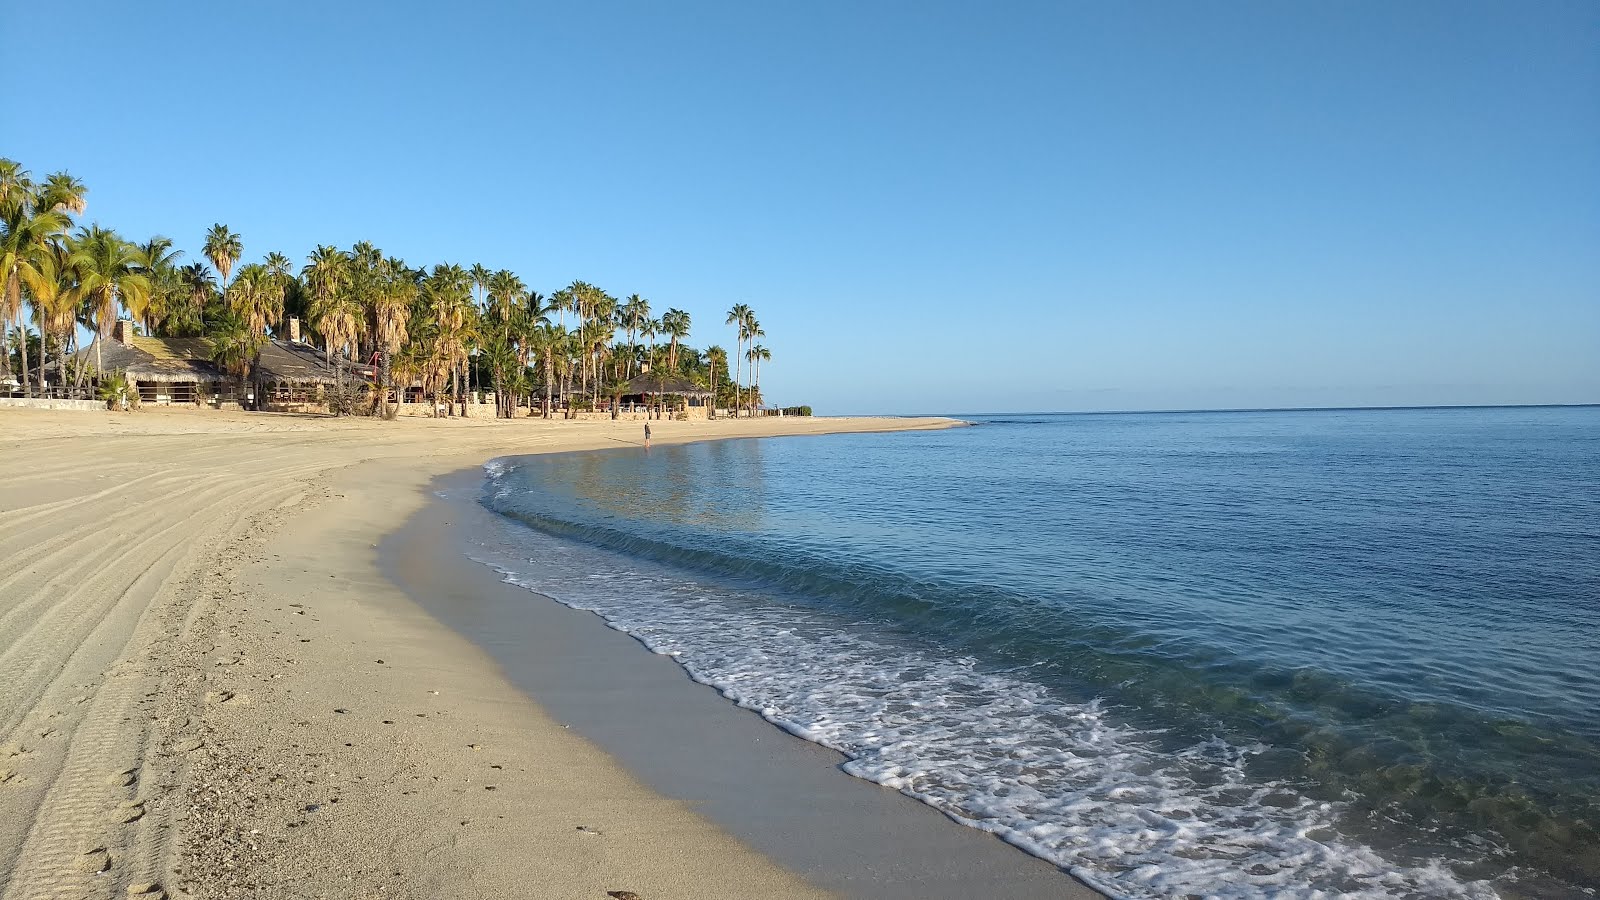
[74,335,223,383]
[256,340,374,385]
[620,373,714,398]
[72,334,372,385]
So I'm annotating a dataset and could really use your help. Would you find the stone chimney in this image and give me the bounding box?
[112,319,134,345]
[288,317,301,344]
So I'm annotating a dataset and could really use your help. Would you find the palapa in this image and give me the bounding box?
[71,333,371,386]
[255,340,375,385]
[74,336,223,384]
[618,373,714,398]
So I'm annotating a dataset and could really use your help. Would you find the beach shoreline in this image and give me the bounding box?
[390,465,1100,900]
[0,409,1100,900]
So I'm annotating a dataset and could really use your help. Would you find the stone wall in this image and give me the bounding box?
[0,398,105,411]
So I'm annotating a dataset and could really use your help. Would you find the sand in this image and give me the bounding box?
[0,408,990,900]
[0,408,1100,896]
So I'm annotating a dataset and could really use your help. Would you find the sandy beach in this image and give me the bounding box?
[0,408,1094,900]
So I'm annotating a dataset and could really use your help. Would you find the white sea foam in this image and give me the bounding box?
[465,528,1502,900]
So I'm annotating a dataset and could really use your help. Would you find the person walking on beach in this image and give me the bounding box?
[643,422,651,449]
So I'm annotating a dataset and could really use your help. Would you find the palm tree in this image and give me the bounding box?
[579,315,615,409]
[221,263,282,406]
[226,263,284,338]
[263,251,294,332]
[661,307,690,373]
[70,225,151,377]
[550,286,573,334]
[346,240,383,364]
[587,291,617,406]
[509,292,550,414]
[469,263,491,311]
[132,236,183,335]
[424,263,476,413]
[203,224,242,292]
[620,294,651,378]
[302,245,350,362]
[209,309,265,394]
[20,239,78,396]
[38,173,88,216]
[485,270,526,324]
[528,322,563,417]
[748,344,771,414]
[742,316,764,415]
[176,263,217,330]
[726,303,752,415]
[1,175,71,393]
[370,257,414,418]
[0,159,30,217]
[705,345,728,418]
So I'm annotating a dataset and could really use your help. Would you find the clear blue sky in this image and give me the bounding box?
[4,0,1596,413]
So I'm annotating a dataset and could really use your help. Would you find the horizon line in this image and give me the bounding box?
[876,402,1600,418]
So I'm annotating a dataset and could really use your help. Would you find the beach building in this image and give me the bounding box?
[618,372,716,418]
[79,321,224,405]
[69,319,370,409]
[254,332,376,412]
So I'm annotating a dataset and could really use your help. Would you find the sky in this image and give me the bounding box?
[3,0,1596,414]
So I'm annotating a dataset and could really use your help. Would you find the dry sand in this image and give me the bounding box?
[0,408,967,900]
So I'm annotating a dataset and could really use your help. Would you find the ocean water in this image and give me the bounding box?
[469,406,1600,899]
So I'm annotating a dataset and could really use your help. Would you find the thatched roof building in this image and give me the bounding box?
[619,373,714,398]
[77,333,223,384]
[256,340,374,384]
[74,321,371,388]
[68,321,371,392]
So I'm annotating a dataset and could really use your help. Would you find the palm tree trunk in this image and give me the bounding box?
[49,332,61,396]
[375,350,391,418]
[72,334,87,398]
[18,318,32,398]
[543,353,553,419]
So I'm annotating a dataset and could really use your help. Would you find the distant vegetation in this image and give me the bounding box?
[1,157,782,417]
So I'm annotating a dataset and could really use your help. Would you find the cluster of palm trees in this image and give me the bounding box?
[1,157,781,418]
[0,162,163,396]
[725,304,772,419]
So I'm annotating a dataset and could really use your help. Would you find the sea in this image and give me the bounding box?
[467,405,1600,899]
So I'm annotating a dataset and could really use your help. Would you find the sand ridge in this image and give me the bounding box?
[0,409,959,900]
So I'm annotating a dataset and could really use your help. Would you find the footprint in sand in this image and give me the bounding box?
[111,800,146,824]
[76,847,111,873]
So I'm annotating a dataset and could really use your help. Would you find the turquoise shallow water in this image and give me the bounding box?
[476,406,1600,898]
